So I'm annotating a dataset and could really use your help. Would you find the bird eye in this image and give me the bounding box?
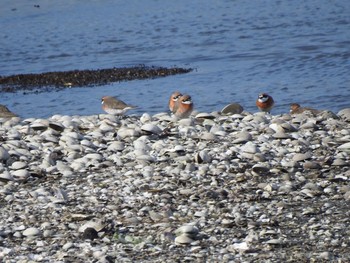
[182,98,192,104]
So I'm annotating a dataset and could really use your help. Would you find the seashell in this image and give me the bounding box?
[221,218,235,227]
[338,142,350,151]
[266,239,284,245]
[174,145,185,152]
[292,152,312,162]
[195,112,216,119]
[280,160,298,168]
[137,155,156,163]
[177,118,194,126]
[140,113,152,123]
[232,242,249,252]
[0,147,10,161]
[281,122,297,132]
[64,131,83,140]
[85,153,103,161]
[175,225,199,237]
[194,150,211,163]
[200,132,217,141]
[141,123,162,135]
[318,110,338,120]
[107,141,125,152]
[99,122,115,133]
[202,118,216,127]
[332,158,347,166]
[232,131,252,144]
[62,242,74,251]
[7,130,21,140]
[117,128,140,139]
[11,169,30,180]
[43,134,59,143]
[11,161,27,170]
[269,123,285,133]
[300,188,320,198]
[175,234,194,245]
[272,132,291,139]
[79,220,105,233]
[153,112,173,122]
[30,121,49,131]
[134,138,151,151]
[49,122,65,132]
[53,187,69,202]
[241,142,259,154]
[70,214,94,221]
[338,108,350,121]
[23,227,41,237]
[221,103,244,115]
[252,164,270,175]
[300,122,317,130]
[303,161,322,170]
[252,114,269,124]
[0,171,14,182]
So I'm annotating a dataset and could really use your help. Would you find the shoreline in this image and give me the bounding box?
[0,109,350,262]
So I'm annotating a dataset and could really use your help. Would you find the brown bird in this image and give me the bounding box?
[290,103,320,115]
[256,93,274,113]
[0,105,17,118]
[174,94,193,119]
[168,91,182,113]
[101,96,136,115]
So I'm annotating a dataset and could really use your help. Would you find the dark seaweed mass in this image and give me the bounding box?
[0,65,192,93]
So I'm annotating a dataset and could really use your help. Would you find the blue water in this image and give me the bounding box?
[1,0,349,118]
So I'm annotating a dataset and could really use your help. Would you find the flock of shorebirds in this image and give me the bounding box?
[0,92,320,119]
[100,92,320,118]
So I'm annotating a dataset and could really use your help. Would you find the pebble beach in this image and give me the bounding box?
[1,108,350,262]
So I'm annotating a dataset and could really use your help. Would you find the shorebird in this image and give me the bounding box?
[290,103,320,115]
[168,91,182,113]
[0,105,17,118]
[256,93,274,113]
[101,96,136,116]
[174,94,193,119]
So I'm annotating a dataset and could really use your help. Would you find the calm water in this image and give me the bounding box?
[1,0,349,118]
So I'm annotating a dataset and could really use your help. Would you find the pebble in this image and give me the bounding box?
[0,109,349,262]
